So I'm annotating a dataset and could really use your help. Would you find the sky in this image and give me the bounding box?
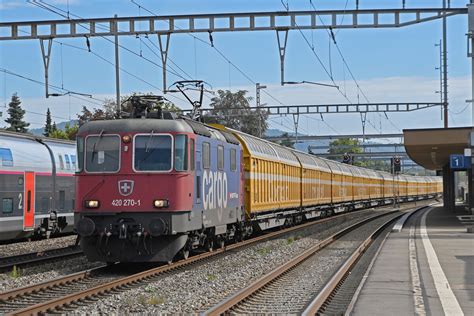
[0,0,472,136]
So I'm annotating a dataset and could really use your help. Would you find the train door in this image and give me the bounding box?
[23,171,35,231]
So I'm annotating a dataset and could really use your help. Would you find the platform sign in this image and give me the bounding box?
[450,154,471,169]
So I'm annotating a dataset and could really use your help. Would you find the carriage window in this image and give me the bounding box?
[174,135,188,171]
[0,148,13,167]
[2,198,13,213]
[230,148,237,171]
[58,154,64,170]
[202,142,210,169]
[77,137,84,172]
[70,155,77,170]
[190,139,195,171]
[65,154,71,170]
[134,134,172,171]
[218,145,224,170]
[85,135,120,172]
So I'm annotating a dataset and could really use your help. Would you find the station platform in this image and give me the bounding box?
[350,205,474,316]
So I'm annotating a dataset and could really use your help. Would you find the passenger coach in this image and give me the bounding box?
[0,131,76,240]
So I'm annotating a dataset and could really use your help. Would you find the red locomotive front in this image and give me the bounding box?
[74,119,198,262]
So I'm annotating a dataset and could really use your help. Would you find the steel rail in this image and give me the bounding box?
[0,267,100,302]
[0,245,83,272]
[203,210,400,316]
[302,205,428,315]
[0,201,430,315]
[0,207,378,315]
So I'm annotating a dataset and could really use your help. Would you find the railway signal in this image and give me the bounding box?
[342,153,351,164]
[391,156,401,174]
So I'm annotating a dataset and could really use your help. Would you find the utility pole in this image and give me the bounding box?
[114,14,121,114]
[435,40,443,120]
[442,0,449,128]
[256,83,267,138]
[469,2,474,127]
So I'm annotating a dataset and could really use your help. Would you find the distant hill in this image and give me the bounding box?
[29,120,78,136]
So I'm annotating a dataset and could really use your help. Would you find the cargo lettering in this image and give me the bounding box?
[202,170,228,210]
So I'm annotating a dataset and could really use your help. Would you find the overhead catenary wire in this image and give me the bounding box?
[27,1,190,105]
[28,1,189,81]
[129,0,292,109]
[0,68,104,106]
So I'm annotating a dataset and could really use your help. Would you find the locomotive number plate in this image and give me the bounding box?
[111,199,141,207]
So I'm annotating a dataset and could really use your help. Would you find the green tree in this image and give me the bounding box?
[203,90,268,137]
[43,108,52,137]
[327,138,363,155]
[278,132,295,149]
[5,93,29,133]
[49,122,78,140]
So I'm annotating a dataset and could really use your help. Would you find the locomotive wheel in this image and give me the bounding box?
[205,239,214,252]
[180,249,190,260]
[218,238,225,249]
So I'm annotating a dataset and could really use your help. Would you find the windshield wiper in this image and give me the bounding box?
[145,130,155,153]
[91,129,105,161]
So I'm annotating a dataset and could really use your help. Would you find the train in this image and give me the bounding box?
[0,130,76,241]
[74,99,443,263]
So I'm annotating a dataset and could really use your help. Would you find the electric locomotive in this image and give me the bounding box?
[0,130,76,241]
[75,98,244,263]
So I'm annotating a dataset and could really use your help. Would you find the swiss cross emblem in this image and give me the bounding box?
[118,180,134,196]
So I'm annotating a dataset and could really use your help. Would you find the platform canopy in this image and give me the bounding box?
[403,127,473,170]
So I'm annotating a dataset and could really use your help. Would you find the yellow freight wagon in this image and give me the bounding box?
[349,166,370,202]
[382,173,394,199]
[229,131,301,216]
[293,152,333,206]
[324,159,352,204]
[367,169,384,200]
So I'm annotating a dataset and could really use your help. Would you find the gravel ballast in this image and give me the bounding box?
[73,209,388,314]
[0,235,78,258]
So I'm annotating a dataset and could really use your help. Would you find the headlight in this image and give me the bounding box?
[85,200,100,208]
[153,199,169,208]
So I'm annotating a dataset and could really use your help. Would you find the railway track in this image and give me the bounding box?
[0,245,83,272]
[0,202,430,315]
[204,206,426,315]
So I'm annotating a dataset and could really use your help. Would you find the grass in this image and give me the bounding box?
[257,246,272,255]
[207,274,217,281]
[144,284,156,293]
[286,236,295,245]
[10,265,21,278]
[138,294,166,306]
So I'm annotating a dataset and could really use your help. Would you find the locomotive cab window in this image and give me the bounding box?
[174,135,188,171]
[77,137,84,172]
[134,134,172,172]
[85,135,120,173]
[218,145,224,170]
[230,148,237,171]
[0,148,13,167]
[202,142,210,169]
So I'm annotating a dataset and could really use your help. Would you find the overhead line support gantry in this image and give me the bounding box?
[0,7,468,103]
